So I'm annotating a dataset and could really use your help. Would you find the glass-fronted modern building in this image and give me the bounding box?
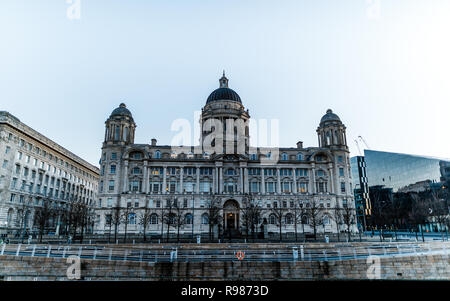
[352,150,449,193]
[351,150,450,230]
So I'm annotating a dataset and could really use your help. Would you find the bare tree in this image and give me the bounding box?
[138,202,153,242]
[111,205,122,243]
[342,204,356,242]
[173,202,186,243]
[306,199,323,241]
[270,203,285,242]
[33,197,53,243]
[407,193,429,242]
[121,205,134,243]
[163,198,177,242]
[205,196,222,241]
[428,190,449,241]
[241,195,262,241]
[332,203,344,242]
[292,200,307,242]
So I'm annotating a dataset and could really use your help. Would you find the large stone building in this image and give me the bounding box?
[0,111,99,237]
[96,74,356,239]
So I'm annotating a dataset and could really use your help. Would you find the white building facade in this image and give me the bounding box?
[95,74,356,239]
[0,111,99,238]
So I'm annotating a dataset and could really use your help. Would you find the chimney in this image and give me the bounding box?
[296,141,303,149]
[151,138,157,146]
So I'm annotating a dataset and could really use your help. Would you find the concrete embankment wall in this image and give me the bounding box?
[0,253,449,280]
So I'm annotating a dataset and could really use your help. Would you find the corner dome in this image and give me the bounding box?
[206,71,242,104]
[320,109,341,124]
[110,103,133,118]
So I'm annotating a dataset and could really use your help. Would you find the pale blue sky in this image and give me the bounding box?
[1,0,449,166]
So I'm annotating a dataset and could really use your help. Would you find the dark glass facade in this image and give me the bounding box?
[359,150,448,192]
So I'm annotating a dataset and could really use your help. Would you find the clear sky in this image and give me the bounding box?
[1,0,449,166]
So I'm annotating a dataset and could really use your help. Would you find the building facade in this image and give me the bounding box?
[95,74,356,238]
[0,111,99,237]
[351,150,450,231]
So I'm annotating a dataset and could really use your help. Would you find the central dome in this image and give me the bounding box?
[207,87,242,103]
[206,71,242,104]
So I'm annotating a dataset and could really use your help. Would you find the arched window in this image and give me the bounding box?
[185,213,193,225]
[128,213,136,225]
[281,153,288,161]
[269,214,276,225]
[285,213,293,225]
[297,153,302,161]
[201,213,209,225]
[150,213,158,224]
[301,215,308,225]
[154,150,161,159]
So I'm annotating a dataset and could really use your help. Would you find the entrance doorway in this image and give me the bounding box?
[223,200,240,231]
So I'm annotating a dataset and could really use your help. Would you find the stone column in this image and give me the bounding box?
[162,166,167,194]
[212,167,218,193]
[292,167,297,194]
[261,167,265,194]
[244,168,249,194]
[276,168,281,194]
[219,167,223,194]
[328,164,334,194]
[180,166,184,193]
[123,160,128,193]
[196,167,200,194]
[239,168,243,193]
[334,161,340,196]
[143,161,149,194]
[310,164,316,194]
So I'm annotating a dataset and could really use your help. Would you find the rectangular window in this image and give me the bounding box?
[151,167,163,175]
[341,182,346,193]
[280,169,292,176]
[248,168,261,176]
[339,168,344,177]
[250,182,260,193]
[11,178,17,189]
[108,180,115,191]
[17,152,23,160]
[200,167,213,175]
[298,182,308,193]
[295,169,308,177]
[5,146,11,154]
[169,181,176,193]
[10,194,16,202]
[107,198,112,207]
[265,182,275,193]
[110,165,116,174]
[2,160,7,168]
[282,182,291,193]
[199,181,211,193]
[111,153,117,160]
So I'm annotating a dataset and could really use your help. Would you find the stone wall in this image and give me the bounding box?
[0,252,448,280]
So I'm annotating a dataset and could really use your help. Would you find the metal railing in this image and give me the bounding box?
[0,242,448,263]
